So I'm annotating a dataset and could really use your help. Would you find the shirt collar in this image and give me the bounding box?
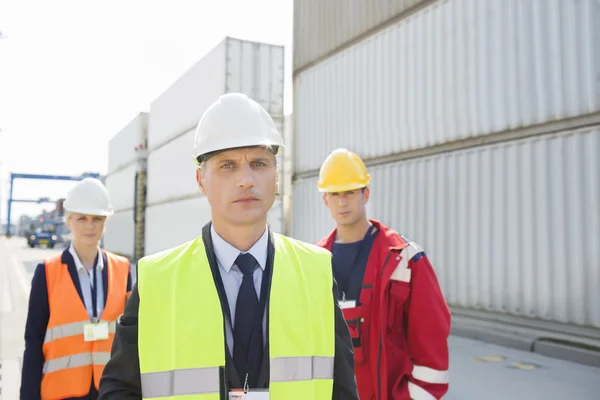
[211,224,268,273]
[69,243,104,272]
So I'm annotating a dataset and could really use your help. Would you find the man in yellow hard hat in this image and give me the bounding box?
[98,94,358,399]
[315,148,451,400]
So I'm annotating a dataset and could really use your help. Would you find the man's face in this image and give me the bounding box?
[196,146,278,227]
[323,188,369,227]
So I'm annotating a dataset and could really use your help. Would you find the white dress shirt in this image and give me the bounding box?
[210,225,269,356]
[69,244,105,321]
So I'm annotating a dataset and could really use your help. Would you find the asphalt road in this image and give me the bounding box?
[1,237,599,399]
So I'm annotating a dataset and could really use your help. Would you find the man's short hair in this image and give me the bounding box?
[197,144,279,169]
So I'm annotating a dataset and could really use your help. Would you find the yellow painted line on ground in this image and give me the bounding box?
[511,362,539,370]
[469,355,507,362]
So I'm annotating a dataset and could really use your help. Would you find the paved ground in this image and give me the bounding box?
[1,236,599,399]
[0,236,63,400]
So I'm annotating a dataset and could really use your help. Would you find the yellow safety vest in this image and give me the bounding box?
[137,232,335,399]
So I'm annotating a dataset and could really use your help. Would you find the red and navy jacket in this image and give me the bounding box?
[316,219,451,400]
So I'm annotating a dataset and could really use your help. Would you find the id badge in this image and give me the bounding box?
[339,300,356,309]
[229,390,269,399]
[83,321,110,342]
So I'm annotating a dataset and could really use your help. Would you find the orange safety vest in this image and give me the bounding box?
[40,250,130,400]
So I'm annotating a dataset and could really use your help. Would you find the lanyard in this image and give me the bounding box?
[339,224,375,301]
[90,254,99,321]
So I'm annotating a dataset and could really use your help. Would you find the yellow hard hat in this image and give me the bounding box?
[317,148,371,193]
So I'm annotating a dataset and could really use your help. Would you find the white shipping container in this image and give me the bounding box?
[293,0,600,174]
[145,196,285,255]
[104,209,135,259]
[145,197,212,255]
[146,127,199,206]
[108,113,148,174]
[105,163,138,212]
[268,198,283,234]
[147,120,284,206]
[292,127,600,328]
[148,37,285,151]
[293,0,431,72]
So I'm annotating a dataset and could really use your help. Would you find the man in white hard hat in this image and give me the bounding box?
[98,93,358,399]
[21,177,133,400]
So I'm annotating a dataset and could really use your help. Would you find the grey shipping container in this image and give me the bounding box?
[291,127,600,328]
[293,0,600,174]
[293,0,434,73]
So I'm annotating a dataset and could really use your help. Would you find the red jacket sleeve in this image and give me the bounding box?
[404,245,451,399]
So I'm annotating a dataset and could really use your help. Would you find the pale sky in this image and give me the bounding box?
[0,0,293,224]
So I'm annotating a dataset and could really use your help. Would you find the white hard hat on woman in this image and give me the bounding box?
[63,177,114,216]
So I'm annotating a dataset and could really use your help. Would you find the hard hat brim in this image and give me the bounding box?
[64,208,114,217]
[317,182,369,193]
[195,138,284,163]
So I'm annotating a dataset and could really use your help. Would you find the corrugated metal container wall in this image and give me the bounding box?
[148,37,285,150]
[146,127,198,206]
[145,197,213,255]
[293,0,600,174]
[107,113,148,173]
[146,120,284,206]
[105,163,138,212]
[104,113,147,258]
[292,128,600,328]
[103,210,135,259]
[268,199,283,233]
[293,0,433,72]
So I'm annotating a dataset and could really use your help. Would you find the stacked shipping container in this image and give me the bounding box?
[292,0,600,328]
[143,37,285,255]
[104,113,148,259]
[105,37,286,258]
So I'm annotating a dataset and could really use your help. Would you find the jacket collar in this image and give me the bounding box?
[316,219,408,252]
[210,224,269,273]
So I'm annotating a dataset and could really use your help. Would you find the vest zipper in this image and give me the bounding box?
[377,252,392,400]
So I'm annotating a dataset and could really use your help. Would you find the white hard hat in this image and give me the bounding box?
[63,177,114,217]
[193,93,284,162]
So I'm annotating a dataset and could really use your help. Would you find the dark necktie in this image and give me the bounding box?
[233,253,263,388]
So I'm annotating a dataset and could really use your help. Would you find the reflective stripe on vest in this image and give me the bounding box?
[137,233,335,399]
[44,320,117,343]
[138,356,335,397]
[43,351,112,374]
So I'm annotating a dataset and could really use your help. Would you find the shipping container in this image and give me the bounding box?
[147,37,285,151]
[281,114,294,234]
[107,113,148,174]
[103,209,135,259]
[293,0,432,72]
[146,120,284,206]
[291,127,600,328]
[293,0,600,174]
[146,127,199,206]
[145,196,284,255]
[268,198,284,234]
[104,163,138,212]
[144,197,212,255]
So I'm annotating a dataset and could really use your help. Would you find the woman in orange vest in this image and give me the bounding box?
[20,177,132,400]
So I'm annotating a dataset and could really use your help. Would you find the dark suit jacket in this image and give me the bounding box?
[20,249,133,400]
[98,223,359,399]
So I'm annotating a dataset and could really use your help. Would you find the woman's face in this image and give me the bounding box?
[66,213,106,247]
